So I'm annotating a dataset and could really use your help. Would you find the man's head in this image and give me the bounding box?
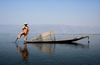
[24,23,28,26]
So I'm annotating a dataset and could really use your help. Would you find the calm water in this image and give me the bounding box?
[0,33,100,65]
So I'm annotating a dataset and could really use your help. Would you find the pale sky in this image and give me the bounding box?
[0,0,100,26]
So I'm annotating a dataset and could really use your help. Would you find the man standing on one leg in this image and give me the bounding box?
[16,23,30,42]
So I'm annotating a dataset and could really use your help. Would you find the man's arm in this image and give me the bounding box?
[26,26,29,31]
[22,26,25,30]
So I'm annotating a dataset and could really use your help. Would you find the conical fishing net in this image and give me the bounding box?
[31,30,56,41]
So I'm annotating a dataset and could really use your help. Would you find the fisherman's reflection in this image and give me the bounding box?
[16,43,29,63]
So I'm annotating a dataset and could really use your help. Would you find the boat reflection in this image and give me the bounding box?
[57,42,90,49]
[15,43,29,64]
[29,42,89,55]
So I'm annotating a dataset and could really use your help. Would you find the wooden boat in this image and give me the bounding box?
[25,36,89,43]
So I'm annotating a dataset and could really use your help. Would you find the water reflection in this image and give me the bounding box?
[57,42,90,49]
[30,43,55,55]
[29,42,89,55]
[15,43,29,64]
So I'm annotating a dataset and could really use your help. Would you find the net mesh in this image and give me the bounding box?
[31,30,56,41]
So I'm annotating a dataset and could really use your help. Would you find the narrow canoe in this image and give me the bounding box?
[25,36,89,43]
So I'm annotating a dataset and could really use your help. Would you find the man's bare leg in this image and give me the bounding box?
[15,33,23,42]
[24,35,27,42]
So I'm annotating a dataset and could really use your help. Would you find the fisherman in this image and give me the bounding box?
[16,23,30,42]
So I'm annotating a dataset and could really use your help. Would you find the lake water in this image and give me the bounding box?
[0,33,100,65]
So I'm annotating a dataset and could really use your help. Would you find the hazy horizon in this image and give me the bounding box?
[0,24,100,34]
[0,0,100,34]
